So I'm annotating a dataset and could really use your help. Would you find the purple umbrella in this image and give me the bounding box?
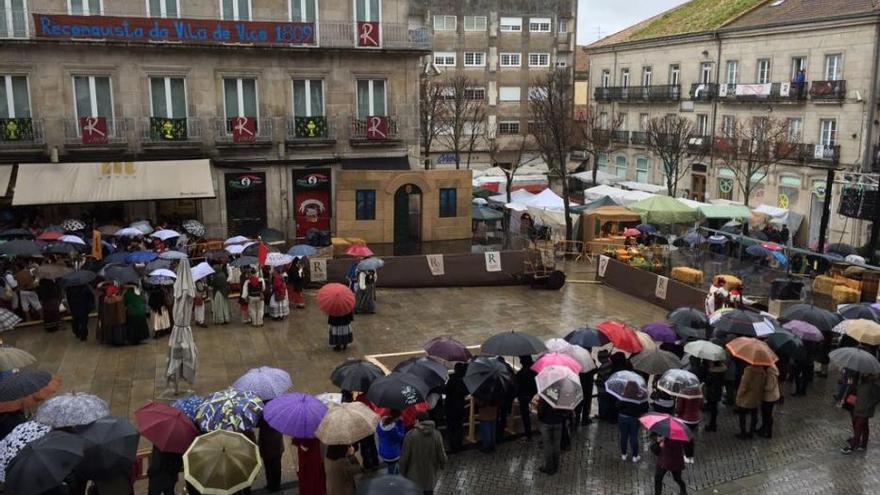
[424,336,473,362]
[782,320,824,343]
[232,367,292,401]
[640,322,678,344]
[263,393,327,439]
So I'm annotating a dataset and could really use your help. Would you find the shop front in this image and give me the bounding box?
[224,172,267,238]
[292,169,332,238]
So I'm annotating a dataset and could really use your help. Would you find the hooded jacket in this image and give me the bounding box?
[376,417,406,461]
[400,420,447,490]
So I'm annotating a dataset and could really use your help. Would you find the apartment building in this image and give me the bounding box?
[421,0,578,168]
[586,0,880,247]
[0,0,469,243]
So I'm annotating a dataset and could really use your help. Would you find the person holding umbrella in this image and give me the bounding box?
[704,360,727,432]
[756,364,780,439]
[735,364,767,439]
[444,362,469,453]
[842,374,880,454]
[318,284,356,351]
[516,356,538,440]
[210,263,231,325]
[286,257,307,309]
[35,274,61,332]
[617,380,649,462]
[123,284,149,344]
[400,411,447,493]
[268,268,289,321]
[651,434,688,495]
[376,410,406,474]
[65,280,94,342]
[325,444,361,495]
[240,270,266,327]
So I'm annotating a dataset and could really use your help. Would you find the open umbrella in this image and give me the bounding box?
[346,244,374,257]
[781,304,841,333]
[827,243,856,256]
[42,242,77,256]
[679,230,705,246]
[76,416,140,480]
[358,257,385,271]
[115,227,144,238]
[98,225,121,236]
[224,235,250,245]
[160,250,188,260]
[167,257,198,390]
[839,303,880,322]
[640,322,679,344]
[0,369,61,412]
[596,321,642,354]
[532,352,582,374]
[225,244,246,255]
[357,474,421,495]
[104,265,140,285]
[263,392,327,439]
[544,338,573,354]
[184,430,262,495]
[765,332,806,360]
[231,256,258,268]
[840,319,880,345]
[148,268,177,279]
[0,345,36,371]
[0,239,41,257]
[536,365,583,410]
[782,320,824,343]
[100,252,130,266]
[195,388,264,432]
[564,327,610,348]
[708,234,729,245]
[1,228,34,239]
[633,330,659,352]
[59,270,97,288]
[135,402,199,454]
[331,359,385,392]
[725,337,778,366]
[61,218,87,232]
[481,331,546,356]
[130,220,153,235]
[152,229,181,241]
[5,431,84,495]
[288,244,317,258]
[315,402,380,445]
[712,310,776,338]
[34,393,109,428]
[464,356,515,401]
[829,347,880,374]
[622,228,641,237]
[0,308,22,332]
[631,349,682,375]
[191,261,215,282]
[682,340,726,362]
[232,367,292,401]
[264,252,294,267]
[366,372,429,410]
[667,308,710,332]
[58,235,86,246]
[746,245,771,257]
[423,336,473,362]
[316,282,356,317]
[604,371,648,403]
[181,219,206,238]
[171,394,205,421]
[394,357,449,389]
[258,228,285,244]
[124,250,158,264]
[0,421,51,482]
[657,369,702,399]
[636,223,658,234]
[639,413,693,442]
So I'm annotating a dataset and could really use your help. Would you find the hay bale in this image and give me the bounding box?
[673,267,703,286]
[832,285,861,306]
[812,275,837,295]
[715,274,742,289]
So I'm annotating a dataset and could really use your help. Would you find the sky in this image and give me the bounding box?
[577,0,689,44]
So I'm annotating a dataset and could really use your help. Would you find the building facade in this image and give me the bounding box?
[586,0,880,247]
[0,0,477,245]
[420,0,578,169]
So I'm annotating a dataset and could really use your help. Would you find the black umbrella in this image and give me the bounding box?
[0,239,41,257]
[230,256,259,268]
[258,228,285,244]
[829,347,880,374]
[365,372,429,410]
[75,417,139,480]
[481,331,546,356]
[668,307,710,330]
[781,304,842,333]
[839,303,880,322]
[564,327,609,348]
[0,369,60,412]
[827,243,856,256]
[712,310,776,338]
[203,250,229,262]
[357,474,421,495]
[59,270,97,288]
[765,332,806,360]
[243,243,278,257]
[393,356,448,389]
[43,242,78,256]
[464,356,515,402]
[0,228,33,239]
[100,252,131,267]
[330,360,385,392]
[6,431,84,495]
[103,265,140,285]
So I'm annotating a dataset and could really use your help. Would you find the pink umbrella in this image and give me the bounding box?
[623,228,641,237]
[638,413,693,442]
[346,245,374,257]
[782,320,824,343]
[532,352,582,374]
[761,242,783,251]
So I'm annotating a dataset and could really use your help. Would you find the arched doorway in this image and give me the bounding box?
[394,184,422,254]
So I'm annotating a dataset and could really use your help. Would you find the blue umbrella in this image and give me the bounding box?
[636,223,658,234]
[101,252,130,266]
[680,231,705,246]
[125,251,158,264]
[771,251,788,267]
[194,388,264,432]
[357,257,385,271]
[746,245,770,257]
[171,395,205,420]
[287,244,317,258]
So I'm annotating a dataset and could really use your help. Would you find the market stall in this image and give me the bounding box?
[581,206,643,253]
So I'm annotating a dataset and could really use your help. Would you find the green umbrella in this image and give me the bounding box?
[629,196,700,225]
[472,206,504,222]
[183,430,262,495]
[472,187,494,199]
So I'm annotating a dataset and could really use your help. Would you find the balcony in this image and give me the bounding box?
[719,82,807,103]
[312,22,430,50]
[286,116,336,147]
[593,85,680,103]
[690,83,719,102]
[630,131,648,146]
[213,117,274,146]
[809,80,846,102]
[350,116,400,145]
[687,135,712,153]
[797,143,840,165]
[63,118,131,149]
[611,130,629,144]
[140,118,202,148]
[872,145,880,172]
[0,118,45,153]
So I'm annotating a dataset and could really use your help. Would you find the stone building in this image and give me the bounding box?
[585,0,880,247]
[0,0,472,246]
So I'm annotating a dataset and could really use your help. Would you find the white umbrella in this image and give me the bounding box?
[167,258,198,391]
[148,268,177,279]
[191,262,214,282]
[59,235,85,246]
[159,250,188,260]
[224,235,250,245]
[472,198,488,205]
[115,227,143,237]
[130,221,153,235]
[225,244,245,255]
[151,229,181,241]
[264,252,294,267]
[544,338,595,372]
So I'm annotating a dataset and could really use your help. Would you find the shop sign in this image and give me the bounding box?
[295,173,329,189]
[227,174,263,190]
[80,117,108,144]
[485,251,501,272]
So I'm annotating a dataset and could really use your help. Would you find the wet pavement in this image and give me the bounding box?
[4,263,873,494]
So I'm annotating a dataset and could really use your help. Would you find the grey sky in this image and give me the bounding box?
[577,0,689,44]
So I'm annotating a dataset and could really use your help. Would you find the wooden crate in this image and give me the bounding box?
[672,267,703,286]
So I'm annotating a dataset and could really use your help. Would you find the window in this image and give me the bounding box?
[355,190,376,220]
[69,0,101,15]
[601,70,611,88]
[558,19,569,33]
[529,53,550,68]
[528,17,551,32]
[223,78,257,120]
[669,64,680,86]
[498,121,520,134]
[726,60,739,85]
[464,15,486,31]
[788,117,803,142]
[721,115,735,137]
[825,54,842,81]
[439,188,457,217]
[464,87,485,100]
[619,113,627,130]
[615,155,626,178]
[500,53,521,67]
[0,75,30,118]
[621,68,630,87]
[500,17,522,32]
[433,52,456,67]
[73,75,113,121]
[499,86,521,102]
[355,0,379,22]
[757,58,771,84]
[642,66,653,86]
[700,62,713,84]
[0,0,27,38]
[696,114,708,135]
[717,177,733,200]
[289,0,317,22]
[433,15,456,31]
[819,119,837,146]
[599,112,608,129]
[148,0,179,18]
[292,79,323,117]
[149,77,186,118]
[220,0,250,20]
[356,79,385,119]
[528,86,547,100]
[464,52,486,67]
[636,157,648,183]
[597,152,608,171]
[791,56,807,79]
[639,113,648,131]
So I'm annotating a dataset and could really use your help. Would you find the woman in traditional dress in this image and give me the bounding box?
[193,278,208,327]
[123,285,149,344]
[241,272,265,327]
[98,281,127,345]
[354,269,377,315]
[268,268,289,321]
[292,437,326,495]
[147,284,171,338]
[286,258,307,309]
[329,311,354,351]
[210,264,231,325]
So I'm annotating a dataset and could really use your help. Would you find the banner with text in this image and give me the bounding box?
[485,252,502,272]
[309,259,327,282]
[426,254,445,276]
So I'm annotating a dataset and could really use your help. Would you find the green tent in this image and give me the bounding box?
[629,196,700,225]
[698,204,751,220]
[472,187,495,199]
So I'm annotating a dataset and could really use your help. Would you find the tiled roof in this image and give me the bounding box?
[726,0,877,29]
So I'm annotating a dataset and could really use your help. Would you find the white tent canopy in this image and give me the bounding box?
[489,189,536,205]
[523,189,576,210]
[753,203,804,234]
[583,185,653,205]
[571,170,622,185]
[618,181,667,194]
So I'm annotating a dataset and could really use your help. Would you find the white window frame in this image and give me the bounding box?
[635,157,649,183]
[639,113,648,131]
[621,68,630,87]
[642,66,653,86]
[700,62,713,84]
[71,74,115,136]
[757,58,771,84]
[528,17,551,33]
[433,51,456,67]
[433,15,456,32]
[0,74,31,118]
[357,79,386,116]
[696,114,708,135]
[1,0,28,38]
[222,77,259,119]
[146,0,180,18]
[148,76,188,118]
[219,0,251,21]
[529,53,550,68]
[500,17,522,32]
[463,52,485,67]
[292,79,324,117]
[558,19,569,33]
[820,119,837,146]
[788,117,803,142]
[464,87,485,100]
[498,121,520,134]
[721,115,735,137]
[668,64,680,86]
[68,0,103,15]
[726,60,739,85]
[500,53,521,68]
[289,0,318,21]
[790,56,807,79]
[615,155,627,178]
[824,53,842,81]
[601,70,610,88]
[498,86,521,102]
[463,15,486,32]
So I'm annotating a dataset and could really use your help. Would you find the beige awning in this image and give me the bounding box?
[12,160,215,206]
[0,165,12,198]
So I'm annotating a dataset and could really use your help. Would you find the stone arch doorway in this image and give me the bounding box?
[394,184,422,254]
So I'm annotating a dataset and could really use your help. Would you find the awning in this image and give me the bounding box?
[0,165,11,198]
[12,160,215,206]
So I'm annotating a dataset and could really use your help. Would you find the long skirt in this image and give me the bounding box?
[193,304,205,325]
[288,285,306,308]
[268,294,290,319]
[126,313,149,344]
[212,292,231,324]
[41,297,62,332]
[355,285,375,314]
[248,296,264,326]
[149,307,171,334]
[329,324,353,346]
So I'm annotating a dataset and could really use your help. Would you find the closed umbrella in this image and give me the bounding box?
[317,283,356,316]
[330,359,385,392]
[423,336,473,362]
[59,270,96,287]
[829,348,880,374]
[357,474,421,495]
[682,340,726,362]
[781,304,841,333]
[34,393,109,428]
[0,239,41,257]
[639,413,693,442]
[631,349,682,375]
[640,322,679,344]
[75,417,139,480]
[171,394,205,421]
[840,319,880,346]
[135,402,199,454]
[532,352,582,374]
[535,365,583,410]
[346,244,374,257]
[839,303,880,322]
[181,219,206,238]
[782,320,824,342]
[195,388,263,432]
[596,321,643,354]
[657,369,703,399]
[358,257,385,271]
[712,310,776,338]
[232,367,293,401]
[5,431,84,495]
[0,345,36,371]
[263,392,327,439]
[184,430,262,495]
[167,258,198,390]
[393,357,449,389]
[481,330,546,356]
[725,337,778,366]
[564,327,610,348]
[464,356,515,401]
[287,244,317,257]
[604,371,648,403]
[0,369,61,412]
[315,402,380,445]
[366,372,429,410]
[0,308,22,332]
[0,421,51,482]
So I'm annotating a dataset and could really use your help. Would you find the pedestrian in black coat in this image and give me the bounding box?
[65,284,94,341]
[147,446,182,495]
[444,363,469,452]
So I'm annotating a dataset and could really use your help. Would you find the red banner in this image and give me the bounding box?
[80,117,108,145]
[357,21,380,47]
[230,117,257,143]
[293,170,331,238]
[365,116,388,140]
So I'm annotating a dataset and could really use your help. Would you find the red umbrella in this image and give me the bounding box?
[135,402,199,454]
[36,231,64,241]
[761,242,783,251]
[639,413,693,442]
[371,401,430,428]
[317,283,356,317]
[623,228,641,237]
[596,320,643,354]
[346,245,374,257]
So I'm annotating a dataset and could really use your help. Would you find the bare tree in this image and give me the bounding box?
[529,69,577,240]
[644,115,710,197]
[488,133,539,248]
[435,74,488,170]
[575,105,624,185]
[713,116,794,207]
[418,67,445,170]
